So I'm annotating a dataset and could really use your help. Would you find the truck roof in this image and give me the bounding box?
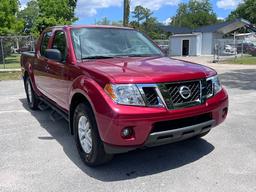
[46,25,134,31]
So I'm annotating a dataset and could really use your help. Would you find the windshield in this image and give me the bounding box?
[71,28,163,59]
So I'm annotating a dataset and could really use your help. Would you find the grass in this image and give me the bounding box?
[0,54,21,69]
[223,56,256,65]
[0,71,22,81]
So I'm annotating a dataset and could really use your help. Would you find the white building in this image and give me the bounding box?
[161,18,256,56]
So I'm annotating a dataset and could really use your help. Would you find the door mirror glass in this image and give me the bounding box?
[45,49,62,62]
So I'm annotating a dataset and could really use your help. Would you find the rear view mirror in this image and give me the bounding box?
[45,49,62,62]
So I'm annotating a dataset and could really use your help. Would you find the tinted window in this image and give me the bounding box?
[52,31,67,62]
[40,31,51,57]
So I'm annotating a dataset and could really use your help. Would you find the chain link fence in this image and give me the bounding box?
[213,38,256,63]
[154,39,169,56]
[0,36,35,69]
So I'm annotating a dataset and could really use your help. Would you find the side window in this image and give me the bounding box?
[52,31,67,62]
[40,31,51,57]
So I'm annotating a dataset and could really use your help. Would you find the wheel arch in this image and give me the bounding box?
[69,92,94,135]
[68,76,112,138]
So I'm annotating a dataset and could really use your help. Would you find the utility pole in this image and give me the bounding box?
[123,0,130,27]
[0,38,5,68]
[234,32,237,59]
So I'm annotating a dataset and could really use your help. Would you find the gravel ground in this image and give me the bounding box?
[0,64,256,192]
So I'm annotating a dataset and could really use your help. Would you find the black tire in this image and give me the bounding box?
[24,77,39,110]
[73,103,113,166]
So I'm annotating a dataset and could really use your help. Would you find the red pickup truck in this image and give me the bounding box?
[21,25,228,166]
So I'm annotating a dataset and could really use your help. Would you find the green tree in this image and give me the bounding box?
[112,20,123,27]
[131,6,151,28]
[143,8,153,30]
[130,6,167,39]
[132,6,146,24]
[227,0,256,24]
[142,17,166,39]
[18,0,39,34]
[171,3,189,27]
[171,0,218,29]
[37,0,77,22]
[0,0,24,35]
[144,8,153,23]
[97,17,111,25]
[34,0,77,35]
[97,18,123,26]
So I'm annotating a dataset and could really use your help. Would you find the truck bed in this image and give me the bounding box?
[20,51,36,69]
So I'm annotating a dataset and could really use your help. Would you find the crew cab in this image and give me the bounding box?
[21,25,228,166]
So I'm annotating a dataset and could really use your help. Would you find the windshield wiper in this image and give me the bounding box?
[81,54,162,60]
[118,54,163,57]
[81,56,116,60]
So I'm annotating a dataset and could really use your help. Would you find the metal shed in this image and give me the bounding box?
[169,33,202,56]
[160,18,256,56]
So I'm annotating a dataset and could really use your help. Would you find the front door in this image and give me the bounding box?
[182,40,189,56]
[34,31,52,95]
[44,30,70,109]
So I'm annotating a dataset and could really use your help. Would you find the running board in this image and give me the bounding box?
[50,110,64,122]
[39,97,69,122]
[38,101,49,111]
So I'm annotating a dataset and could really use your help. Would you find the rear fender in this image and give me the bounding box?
[22,57,37,91]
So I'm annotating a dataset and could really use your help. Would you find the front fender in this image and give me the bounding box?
[69,76,116,140]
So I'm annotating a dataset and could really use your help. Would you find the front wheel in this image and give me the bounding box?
[25,77,39,110]
[73,103,113,166]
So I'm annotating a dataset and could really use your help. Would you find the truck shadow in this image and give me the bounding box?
[20,98,214,182]
[219,69,256,91]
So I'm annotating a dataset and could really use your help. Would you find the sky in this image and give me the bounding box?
[20,0,243,25]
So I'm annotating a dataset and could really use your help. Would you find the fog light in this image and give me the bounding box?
[222,107,228,118]
[121,127,134,138]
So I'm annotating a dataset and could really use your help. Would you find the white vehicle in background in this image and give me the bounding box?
[223,44,237,55]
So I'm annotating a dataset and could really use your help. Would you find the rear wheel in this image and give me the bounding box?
[73,103,113,166]
[25,77,39,110]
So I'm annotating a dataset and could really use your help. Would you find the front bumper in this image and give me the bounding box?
[144,120,215,147]
[94,88,228,154]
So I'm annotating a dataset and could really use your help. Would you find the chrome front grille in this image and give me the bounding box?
[206,80,213,97]
[142,87,159,106]
[164,81,201,106]
[138,79,213,110]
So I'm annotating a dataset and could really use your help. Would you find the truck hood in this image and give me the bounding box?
[78,57,217,84]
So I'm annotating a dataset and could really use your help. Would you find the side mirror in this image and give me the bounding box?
[45,49,62,62]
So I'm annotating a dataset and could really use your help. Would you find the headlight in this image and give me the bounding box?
[207,75,222,98]
[104,84,145,106]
